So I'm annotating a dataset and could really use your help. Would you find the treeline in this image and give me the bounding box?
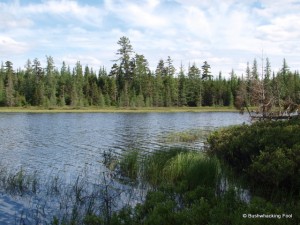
[1,36,300,108]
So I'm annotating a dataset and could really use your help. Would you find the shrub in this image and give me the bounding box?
[207,119,300,199]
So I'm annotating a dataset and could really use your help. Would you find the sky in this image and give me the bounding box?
[0,0,300,77]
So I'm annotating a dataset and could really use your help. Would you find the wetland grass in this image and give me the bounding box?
[119,149,140,180]
[116,146,220,191]
[0,167,39,195]
[163,152,220,189]
[162,129,212,143]
[143,147,187,186]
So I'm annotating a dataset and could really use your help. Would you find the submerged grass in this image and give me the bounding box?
[162,129,212,143]
[0,167,39,195]
[0,166,125,225]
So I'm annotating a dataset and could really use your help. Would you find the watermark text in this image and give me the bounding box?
[242,214,292,219]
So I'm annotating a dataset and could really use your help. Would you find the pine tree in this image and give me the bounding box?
[264,57,271,81]
[186,63,201,106]
[165,56,177,106]
[115,36,134,106]
[0,63,5,105]
[45,56,57,106]
[154,59,165,107]
[201,61,212,80]
[32,58,45,106]
[251,58,258,80]
[4,61,15,106]
[178,64,187,106]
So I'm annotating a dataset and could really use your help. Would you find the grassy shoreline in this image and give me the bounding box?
[0,106,238,113]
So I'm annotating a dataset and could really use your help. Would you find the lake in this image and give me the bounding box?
[0,112,249,223]
[0,112,248,181]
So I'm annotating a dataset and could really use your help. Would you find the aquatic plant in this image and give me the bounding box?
[0,167,40,195]
[103,149,119,171]
[119,149,140,180]
[163,152,220,190]
[143,147,187,186]
[162,129,211,143]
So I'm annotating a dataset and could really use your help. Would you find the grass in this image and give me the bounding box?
[119,149,140,180]
[103,150,119,171]
[0,166,123,224]
[163,152,220,189]
[162,129,212,143]
[0,106,238,113]
[0,167,39,195]
[143,147,187,186]
[141,147,220,191]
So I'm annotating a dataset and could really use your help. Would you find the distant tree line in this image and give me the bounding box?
[0,37,299,108]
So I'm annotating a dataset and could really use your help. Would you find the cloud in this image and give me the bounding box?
[61,55,103,68]
[0,36,28,55]
[0,0,299,77]
[23,0,105,27]
[104,0,169,30]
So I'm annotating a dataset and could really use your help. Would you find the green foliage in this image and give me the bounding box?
[4,38,299,109]
[207,119,300,199]
[162,129,211,143]
[1,167,39,195]
[163,152,219,190]
[119,149,140,179]
[143,147,186,186]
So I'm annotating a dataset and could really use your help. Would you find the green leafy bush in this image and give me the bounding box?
[207,119,300,199]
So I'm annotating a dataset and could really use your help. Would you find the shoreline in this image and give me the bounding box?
[0,106,238,113]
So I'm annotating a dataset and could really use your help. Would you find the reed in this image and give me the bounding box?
[103,150,119,171]
[1,168,40,195]
[142,147,220,191]
[143,147,188,186]
[163,152,220,190]
[119,149,140,180]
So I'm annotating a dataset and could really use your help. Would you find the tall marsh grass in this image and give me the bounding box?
[142,147,220,191]
[163,152,220,189]
[143,147,186,186]
[119,149,140,180]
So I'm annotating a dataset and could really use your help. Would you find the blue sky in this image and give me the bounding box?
[1,0,300,77]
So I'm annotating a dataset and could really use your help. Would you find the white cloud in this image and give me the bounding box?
[61,55,103,69]
[23,0,105,26]
[0,36,28,54]
[0,0,299,77]
[104,0,169,30]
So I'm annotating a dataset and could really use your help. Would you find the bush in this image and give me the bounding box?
[207,119,300,199]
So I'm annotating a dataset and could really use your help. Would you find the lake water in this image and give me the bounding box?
[0,112,249,223]
[0,112,248,181]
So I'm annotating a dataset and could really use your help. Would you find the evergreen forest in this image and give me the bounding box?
[1,36,299,109]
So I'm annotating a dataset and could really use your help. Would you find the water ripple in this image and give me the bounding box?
[0,112,249,179]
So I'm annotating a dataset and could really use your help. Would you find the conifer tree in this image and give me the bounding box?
[201,61,212,80]
[186,63,201,106]
[4,61,15,106]
[178,64,187,106]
